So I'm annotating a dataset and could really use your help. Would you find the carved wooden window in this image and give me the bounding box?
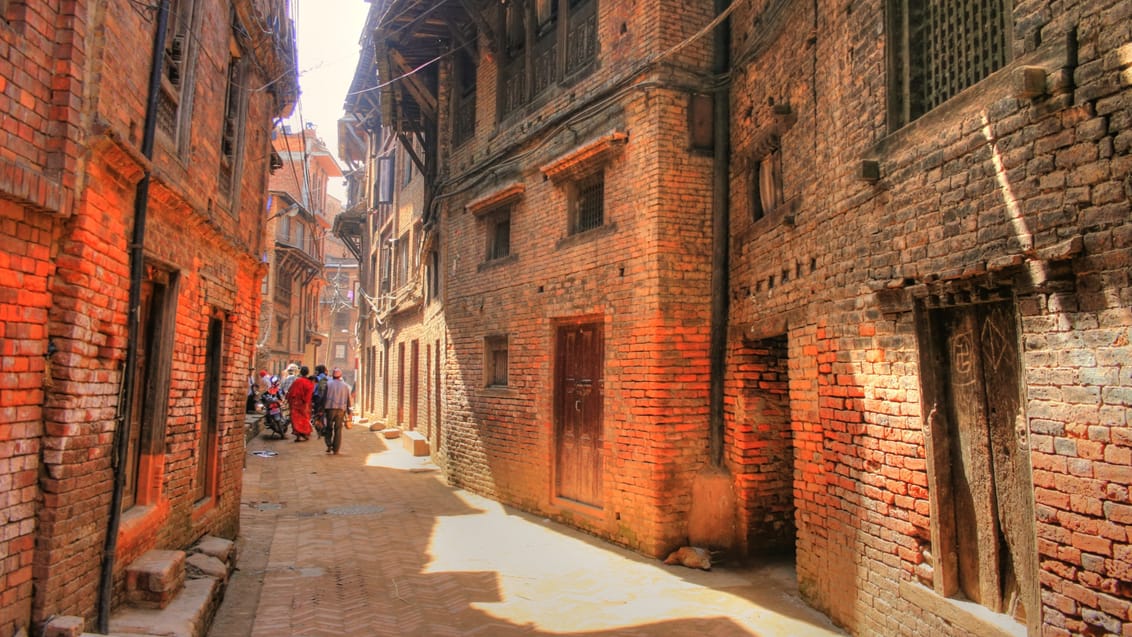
[497,0,597,120]
[158,0,197,145]
[452,49,477,147]
[569,171,604,235]
[888,0,1012,129]
[916,292,1037,629]
[485,335,509,387]
[218,43,248,206]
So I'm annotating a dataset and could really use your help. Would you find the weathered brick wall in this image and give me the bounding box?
[0,3,84,635]
[0,201,60,637]
[0,0,286,633]
[435,0,721,555]
[729,0,1131,635]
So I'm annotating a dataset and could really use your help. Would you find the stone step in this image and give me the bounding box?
[125,550,185,609]
[47,536,237,637]
[402,430,429,456]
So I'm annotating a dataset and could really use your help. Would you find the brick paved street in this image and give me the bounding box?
[208,425,846,637]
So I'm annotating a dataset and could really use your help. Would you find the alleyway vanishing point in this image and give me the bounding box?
[208,424,847,637]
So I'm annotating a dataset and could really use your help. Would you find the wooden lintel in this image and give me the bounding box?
[389,49,438,120]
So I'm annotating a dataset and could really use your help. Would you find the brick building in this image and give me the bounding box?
[357,0,1132,635]
[322,194,361,387]
[339,21,448,446]
[259,126,342,374]
[724,2,1131,636]
[0,1,296,635]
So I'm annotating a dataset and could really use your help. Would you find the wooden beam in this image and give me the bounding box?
[388,49,438,121]
[458,0,499,59]
[396,131,426,175]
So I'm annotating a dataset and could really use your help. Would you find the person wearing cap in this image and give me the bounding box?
[322,367,352,454]
[279,363,300,396]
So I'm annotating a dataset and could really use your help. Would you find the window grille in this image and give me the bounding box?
[572,173,604,234]
[888,0,1011,129]
[924,0,1009,110]
[488,212,511,260]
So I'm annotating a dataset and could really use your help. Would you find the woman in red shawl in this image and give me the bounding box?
[287,365,315,441]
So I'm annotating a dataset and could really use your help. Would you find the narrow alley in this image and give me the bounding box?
[207,424,846,637]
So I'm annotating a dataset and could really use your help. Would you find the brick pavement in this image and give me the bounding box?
[208,426,847,637]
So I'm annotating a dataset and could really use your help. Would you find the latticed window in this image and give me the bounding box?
[452,49,477,146]
[158,0,196,144]
[218,49,247,204]
[497,0,597,120]
[887,0,1012,129]
[570,172,604,235]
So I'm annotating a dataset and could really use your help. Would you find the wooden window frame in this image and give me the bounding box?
[568,170,604,235]
[496,0,597,121]
[484,334,509,388]
[484,206,512,262]
[122,267,178,512]
[195,312,224,505]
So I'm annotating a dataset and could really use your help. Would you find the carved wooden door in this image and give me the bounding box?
[555,322,604,506]
[938,300,1037,621]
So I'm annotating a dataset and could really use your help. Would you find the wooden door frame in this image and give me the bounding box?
[550,315,605,512]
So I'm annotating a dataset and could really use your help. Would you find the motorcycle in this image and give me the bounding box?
[259,390,290,439]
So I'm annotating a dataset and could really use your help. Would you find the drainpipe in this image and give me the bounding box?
[708,0,731,467]
[98,1,169,632]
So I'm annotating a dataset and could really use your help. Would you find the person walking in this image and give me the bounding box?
[279,363,300,396]
[286,366,315,442]
[311,364,329,438]
[322,367,352,455]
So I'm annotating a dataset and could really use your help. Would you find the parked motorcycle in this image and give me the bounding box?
[259,390,290,439]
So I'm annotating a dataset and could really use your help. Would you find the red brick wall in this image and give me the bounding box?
[0,0,288,633]
[434,0,719,555]
[0,200,59,637]
[728,1,1132,635]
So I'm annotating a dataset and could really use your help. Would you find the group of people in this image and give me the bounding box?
[252,364,353,454]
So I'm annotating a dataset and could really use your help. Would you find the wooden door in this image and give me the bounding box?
[410,340,419,430]
[122,280,153,510]
[938,300,1036,621]
[555,322,604,506]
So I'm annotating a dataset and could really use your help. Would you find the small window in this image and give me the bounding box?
[376,155,394,203]
[485,335,509,387]
[334,343,347,360]
[275,317,287,346]
[569,172,604,235]
[751,150,783,222]
[486,207,512,261]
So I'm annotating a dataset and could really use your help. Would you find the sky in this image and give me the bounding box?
[285,0,372,201]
